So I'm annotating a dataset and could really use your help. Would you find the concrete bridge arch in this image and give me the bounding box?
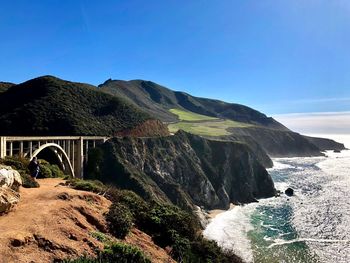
[0,136,108,178]
[31,142,75,178]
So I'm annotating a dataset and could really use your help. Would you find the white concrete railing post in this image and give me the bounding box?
[0,137,6,159]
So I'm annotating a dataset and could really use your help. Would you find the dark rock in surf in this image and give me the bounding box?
[285,188,294,196]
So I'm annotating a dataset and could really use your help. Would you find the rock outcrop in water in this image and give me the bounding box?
[87,131,276,210]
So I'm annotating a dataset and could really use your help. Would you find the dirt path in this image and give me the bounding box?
[0,178,175,263]
[0,178,111,263]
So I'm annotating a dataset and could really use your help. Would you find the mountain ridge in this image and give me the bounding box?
[0,76,168,137]
[99,79,345,157]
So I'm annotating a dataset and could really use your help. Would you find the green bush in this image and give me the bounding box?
[1,156,29,170]
[49,164,65,178]
[106,188,149,224]
[20,174,40,188]
[101,242,151,263]
[67,178,106,193]
[38,163,52,178]
[63,242,151,263]
[106,203,133,239]
[142,203,198,245]
[90,231,113,245]
[190,236,243,263]
[167,230,191,261]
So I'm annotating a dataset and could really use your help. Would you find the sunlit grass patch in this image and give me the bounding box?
[169,108,219,121]
[168,119,253,136]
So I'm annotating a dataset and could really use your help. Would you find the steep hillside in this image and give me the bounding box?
[99,79,286,129]
[304,135,347,151]
[0,76,168,136]
[86,131,276,211]
[99,79,345,156]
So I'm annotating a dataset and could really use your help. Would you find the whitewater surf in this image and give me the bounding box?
[204,143,350,263]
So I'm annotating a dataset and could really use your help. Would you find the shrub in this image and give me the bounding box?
[38,162,52,178]
[106,188,149,223]
[106,203,133,239]
[90,231,114,245]
[167,230,191,261]
[190,237,243,263]
[1,156,29,170]
[142,203,198,245]
[67,178,106,193]
[63,242,151,263]
[101,242,151,263]
[49,164,65,178]
[20,174,40,188]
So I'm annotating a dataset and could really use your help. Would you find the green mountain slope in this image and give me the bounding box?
[99,79,345,157]
[0,76,167,136]
[99,79,286,129]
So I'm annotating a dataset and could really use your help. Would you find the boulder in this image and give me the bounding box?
[0,187,20,214]
[285,188,294,197]
[0,165,22,191]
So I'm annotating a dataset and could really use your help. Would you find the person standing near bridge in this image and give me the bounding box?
[28,157,40,180]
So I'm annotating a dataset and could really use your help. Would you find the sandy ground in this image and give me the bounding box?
[208,203,235,219]
[0,178,174,263]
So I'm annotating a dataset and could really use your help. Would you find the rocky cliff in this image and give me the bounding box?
[87,131,276,210]
[224,127,325,157]
[303,135,346,151]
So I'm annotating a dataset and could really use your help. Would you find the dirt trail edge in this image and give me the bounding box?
[0,178,174,263]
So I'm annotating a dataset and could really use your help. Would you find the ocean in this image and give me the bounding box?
[203,135,350,263]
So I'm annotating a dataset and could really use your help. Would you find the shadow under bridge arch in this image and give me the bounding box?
[31,143,75,178]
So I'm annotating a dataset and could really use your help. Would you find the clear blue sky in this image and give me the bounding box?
[1,0,349,114]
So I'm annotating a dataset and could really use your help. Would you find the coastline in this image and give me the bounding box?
[208,203,236,219]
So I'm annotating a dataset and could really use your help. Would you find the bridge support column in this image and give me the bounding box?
[74,137,84,179]
[0,137,6,159]
[29,142,33,159]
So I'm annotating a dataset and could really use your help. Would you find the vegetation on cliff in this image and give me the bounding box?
[66,178,243,263]
[0,76,165,136]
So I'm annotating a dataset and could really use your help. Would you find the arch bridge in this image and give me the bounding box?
[0,136,108,178]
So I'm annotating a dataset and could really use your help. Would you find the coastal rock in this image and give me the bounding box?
[87,131,276,210]
[0,187,20,214]
[0,165,22,191]
[285,188,294,196]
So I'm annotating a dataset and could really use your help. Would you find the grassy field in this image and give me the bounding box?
[169,108,219,121]
[168,119,253,136]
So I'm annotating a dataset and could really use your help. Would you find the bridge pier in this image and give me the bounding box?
[0,137,6,159]
[75,137,84,179]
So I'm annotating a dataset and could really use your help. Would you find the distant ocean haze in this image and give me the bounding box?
[273,111,350,148]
